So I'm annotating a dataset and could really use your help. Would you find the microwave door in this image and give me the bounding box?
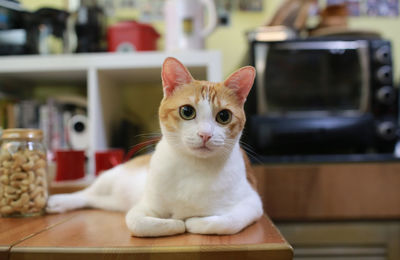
[255,40,370,116]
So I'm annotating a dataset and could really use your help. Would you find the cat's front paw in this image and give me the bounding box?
[46,193,87,213]
[185,216,241,235]
[126,215,185,237]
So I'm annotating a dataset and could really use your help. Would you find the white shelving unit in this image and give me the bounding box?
[0,51,222,177]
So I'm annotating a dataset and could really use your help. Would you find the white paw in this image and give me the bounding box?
[46,193,87,213]
[126,214,185,237]
[185,216,240,235]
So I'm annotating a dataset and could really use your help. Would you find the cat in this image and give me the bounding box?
[47,57,263,237]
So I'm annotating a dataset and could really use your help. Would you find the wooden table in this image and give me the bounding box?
[0,210,292,260]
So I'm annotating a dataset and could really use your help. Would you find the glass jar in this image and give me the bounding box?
[0,129,48,217]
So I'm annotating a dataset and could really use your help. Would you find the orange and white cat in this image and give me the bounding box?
[47,57,263,237]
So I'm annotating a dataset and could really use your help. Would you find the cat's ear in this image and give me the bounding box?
[224,66,256,104]
[162,57,193,97]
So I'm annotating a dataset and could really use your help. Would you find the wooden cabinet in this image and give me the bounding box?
[253,162,400,260]
[253,163,400,220]
[277,221,400,260]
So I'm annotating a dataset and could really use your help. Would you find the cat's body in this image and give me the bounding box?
[47,58,263,237]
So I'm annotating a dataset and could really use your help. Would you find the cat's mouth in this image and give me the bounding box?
[193,145,212,152]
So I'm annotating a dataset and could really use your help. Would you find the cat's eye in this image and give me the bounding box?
[216,109,232,125]
[179,105,196,120]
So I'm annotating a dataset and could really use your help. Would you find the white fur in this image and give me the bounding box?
[47,164,146,213]
[124,139,263,237]
[47,94,263,237]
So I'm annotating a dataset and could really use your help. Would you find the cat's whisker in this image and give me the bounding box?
[239,141,262,164]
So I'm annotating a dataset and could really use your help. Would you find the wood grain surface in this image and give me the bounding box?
[0,212,76,260]
[1,210,292,260]
[254,162,400,220]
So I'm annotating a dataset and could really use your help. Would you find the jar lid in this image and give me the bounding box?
[1,129,43,140]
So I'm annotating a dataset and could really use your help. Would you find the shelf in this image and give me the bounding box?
[0,51,221,82]
[0,51,223,177]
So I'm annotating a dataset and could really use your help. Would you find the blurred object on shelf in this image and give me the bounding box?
[267,0,317,33]
[309,3,349,37]
[250,0,384,40]
[0,0,25,30]
[107,20,159,52]
[0,95,88,160]
[325,0,399,17]
[55,149,85,181]
[0,29,26,54]
[0,96,16,129]
[95,148,124,176]
[0,0,107,55]
[164,0,217,50]
[327,0,361,16]
[0,1,76,55]
[67,114,89,153]
[318,3,348,28]
[26,7,75,54]
[41,96,87,160]
[137,0,164,22]
[18,100,39,128]
[309,27,382,39]
[309,3,382,38]
[247,25,297,42]
[238,0,263,12]
[0,0,28,55]
[74,0,106,53]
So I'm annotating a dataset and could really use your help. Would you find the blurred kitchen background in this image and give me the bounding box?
[1,0,400,259]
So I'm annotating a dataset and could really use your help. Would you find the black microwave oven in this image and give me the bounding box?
[245,38,398,155]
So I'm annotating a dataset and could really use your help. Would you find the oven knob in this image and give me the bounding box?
[377,121,397,140]
[374,45,391,64]
[376,86,395,105]
[376,65,392,84]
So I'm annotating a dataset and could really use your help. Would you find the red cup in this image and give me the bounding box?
[95,149,124,176]
[55,150,85,181]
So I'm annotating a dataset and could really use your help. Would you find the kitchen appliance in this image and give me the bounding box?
[246,37,398,155]
[0,2,75,55]
[0,0,28,55]
[107,21,159,52]
[164,0,217,50]
[74,0,106,53]
[26,7,74,55]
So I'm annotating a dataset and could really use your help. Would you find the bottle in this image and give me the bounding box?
[0,129,48,217]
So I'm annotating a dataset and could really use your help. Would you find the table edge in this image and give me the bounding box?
[12,242,292,254]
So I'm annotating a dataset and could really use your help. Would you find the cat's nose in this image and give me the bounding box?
[198,132,212,143]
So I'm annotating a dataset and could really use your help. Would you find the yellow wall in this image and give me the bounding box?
[206,1,282,77]
[20,0,400,82]
[20,0,65,10]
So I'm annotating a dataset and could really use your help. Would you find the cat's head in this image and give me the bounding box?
[159,57,255,158]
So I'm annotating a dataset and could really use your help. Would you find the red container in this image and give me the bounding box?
[107,21,160,52]
[95,149,124,176]
[55,150,85,181]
